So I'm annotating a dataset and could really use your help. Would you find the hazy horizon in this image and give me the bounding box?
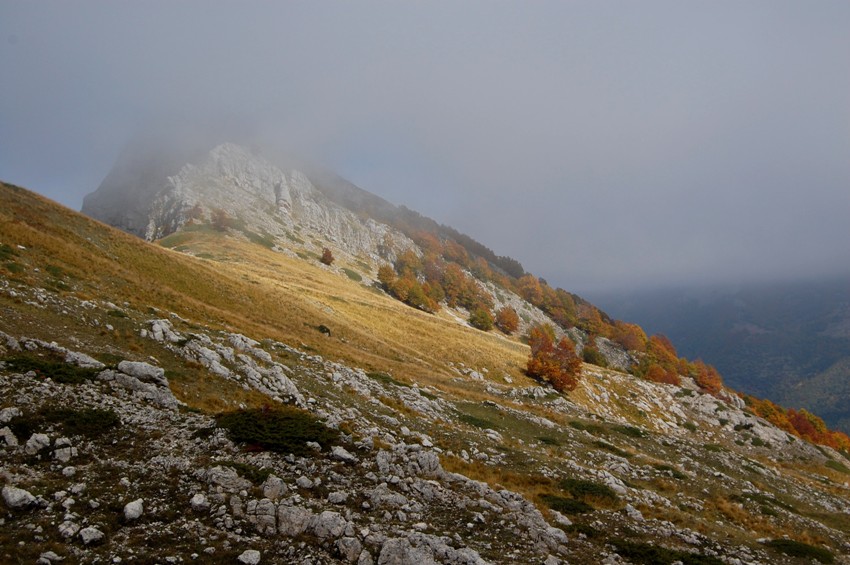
[2,2,849,295]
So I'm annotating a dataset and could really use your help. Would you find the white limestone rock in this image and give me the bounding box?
[124,498,144,521]
[2,485,36,508]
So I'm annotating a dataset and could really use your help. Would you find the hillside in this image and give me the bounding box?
[2,179,850,564]
[591,282,850,434]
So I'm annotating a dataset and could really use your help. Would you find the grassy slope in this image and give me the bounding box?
[0,181,531,397]
[4,181,850,562]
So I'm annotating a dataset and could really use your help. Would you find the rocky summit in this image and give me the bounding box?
[2,153,850,565]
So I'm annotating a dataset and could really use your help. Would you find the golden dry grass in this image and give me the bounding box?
[0,182,532,398]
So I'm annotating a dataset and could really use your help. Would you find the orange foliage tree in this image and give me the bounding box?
[526,325,582,392]
[495,306,520,334]
[691,360,724,395]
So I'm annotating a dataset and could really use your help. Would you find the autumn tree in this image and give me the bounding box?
[211,208,231,231]
[495,306,520,334]
[377,264,396,290]
[517,274,544,306]
[469,307,494,331]
[320,247,335,266]
[691,360,724,395]
[526,325,582,392]
[394,249,422,276]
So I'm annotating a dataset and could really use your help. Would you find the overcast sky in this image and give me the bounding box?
[2,2,849,293]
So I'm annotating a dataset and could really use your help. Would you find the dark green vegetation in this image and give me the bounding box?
[8,406,120,440]
[765,539,834,563]
[609,538,725,565]
[539,494,593,515]
[215,406,340,455]
[3,353,101,384]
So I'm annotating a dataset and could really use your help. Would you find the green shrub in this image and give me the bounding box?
[614,425,646,439]
[468,307,494,331]
[9,406,120,440]
[559,477,619,504]
[539,494,593,515]
[4,354,100,384]
[4,261,24,274]
[216,407,340,456]
[581,346,608,367]
[682,421,698,432]
[765,539,834,563]
[610,538,725,565]
[107,309,128,318]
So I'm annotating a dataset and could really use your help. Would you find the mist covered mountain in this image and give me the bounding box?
[3,139,850,563]
[590,279,850,433]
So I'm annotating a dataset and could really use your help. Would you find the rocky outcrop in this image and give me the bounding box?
[83,143,417,265]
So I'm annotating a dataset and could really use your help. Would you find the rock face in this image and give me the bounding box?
[83,142,416,264]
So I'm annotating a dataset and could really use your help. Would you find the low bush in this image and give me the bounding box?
[216,407,340,456]
[610,538,725,565]
[559,477,620,505]
[4,354,100,384]
[765,539,834,563]
[539,494,593,515]
[614,425,646,438]
[9,406,120,439]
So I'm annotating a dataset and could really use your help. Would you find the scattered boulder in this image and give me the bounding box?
[79,526,105,545]
[117,360,168,386]
[190,493,209,512]
[124,498,144,521]
[2,485,36,508]
[278,506,314,537]
[0,426,18,447]
[25,433,50,455]
[332,445,359,464]
[238,550,261,565]
[311,510,348,540]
